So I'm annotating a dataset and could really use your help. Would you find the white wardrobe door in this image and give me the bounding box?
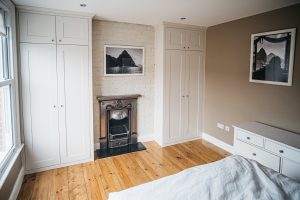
[185,30,205,51]
[185,51,203,139]
[165,28,186,50]
[56,16,89,45]
[20,43,60,170]
[57,45,91,163]
[165,50,186,143]
[19,12,56,44]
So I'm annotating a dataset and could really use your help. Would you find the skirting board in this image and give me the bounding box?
[202,132,234,154]
[94,134,154,150]
[25,157,93,175]
[160,136,202,147]
[138,134,153,142]
[9,166,25,200]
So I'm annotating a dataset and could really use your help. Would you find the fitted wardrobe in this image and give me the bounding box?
[18,7,94,173]
[154,23,205,146]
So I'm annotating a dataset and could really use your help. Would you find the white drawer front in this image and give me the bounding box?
[281,158,300,181]
[265,140,300,163]
[235,140,280,172]
[235,129,264,147]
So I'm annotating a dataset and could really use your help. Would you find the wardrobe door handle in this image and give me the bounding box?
[252,153,256,156]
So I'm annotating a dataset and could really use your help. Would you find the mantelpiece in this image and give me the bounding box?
[97,94,141,101]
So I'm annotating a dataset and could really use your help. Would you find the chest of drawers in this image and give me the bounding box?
[234,122,300,181]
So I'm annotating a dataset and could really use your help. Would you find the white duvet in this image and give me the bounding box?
[108,155,300,200]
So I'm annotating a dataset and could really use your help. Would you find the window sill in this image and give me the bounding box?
[0,144,24,189]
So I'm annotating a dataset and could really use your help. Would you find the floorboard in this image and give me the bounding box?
[17,140,230,200]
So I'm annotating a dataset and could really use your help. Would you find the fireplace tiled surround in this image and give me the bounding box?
[96,94,146,158]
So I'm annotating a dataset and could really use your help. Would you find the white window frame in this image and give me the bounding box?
[0,0,22,189]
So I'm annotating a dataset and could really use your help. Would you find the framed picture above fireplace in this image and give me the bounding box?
[249,28,296,86]
[104,45,144,76]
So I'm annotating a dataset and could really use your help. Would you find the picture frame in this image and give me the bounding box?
[104,45,145,76]
[249,28,296,86]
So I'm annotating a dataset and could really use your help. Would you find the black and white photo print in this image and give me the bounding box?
[250,28,296,86]
[104,45,144,76]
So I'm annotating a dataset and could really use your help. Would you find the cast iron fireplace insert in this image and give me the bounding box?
[96,94,145,158]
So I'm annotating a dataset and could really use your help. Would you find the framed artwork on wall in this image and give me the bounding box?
[104,45,144,76]
[249,28,296,86]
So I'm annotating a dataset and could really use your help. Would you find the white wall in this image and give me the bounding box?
[154,25,164,146]
[92,20,155,144]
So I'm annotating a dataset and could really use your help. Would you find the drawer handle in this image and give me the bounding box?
[252,153,256,156]
[246,137,250,140]
[279,150,284,153]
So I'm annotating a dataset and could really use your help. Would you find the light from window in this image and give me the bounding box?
[0,86,13,164]
[0,9,14,169]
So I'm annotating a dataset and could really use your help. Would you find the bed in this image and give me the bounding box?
[108,155,300,200]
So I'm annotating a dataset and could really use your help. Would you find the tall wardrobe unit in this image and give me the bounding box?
[154,23,205,146]
[18,8,94,173]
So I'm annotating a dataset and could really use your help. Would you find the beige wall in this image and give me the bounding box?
[92,20,155,144]
[205,4,300,145]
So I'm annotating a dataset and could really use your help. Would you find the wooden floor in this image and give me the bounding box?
[17,140,230,200]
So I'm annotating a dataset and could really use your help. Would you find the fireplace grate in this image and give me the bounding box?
[110,124,129,135]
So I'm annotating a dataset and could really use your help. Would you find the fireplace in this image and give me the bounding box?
[96,94,145,158]
[107,104,131,148]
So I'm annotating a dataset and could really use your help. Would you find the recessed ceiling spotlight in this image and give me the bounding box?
[80,3,87,7]
[180,17,186,20]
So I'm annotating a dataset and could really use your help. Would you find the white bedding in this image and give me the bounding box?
[108,155,300,200]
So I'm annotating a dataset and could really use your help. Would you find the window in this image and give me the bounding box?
[0,86,13,162]
[0,6,16,173]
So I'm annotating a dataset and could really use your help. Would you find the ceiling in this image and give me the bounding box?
[12,0,300,26]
